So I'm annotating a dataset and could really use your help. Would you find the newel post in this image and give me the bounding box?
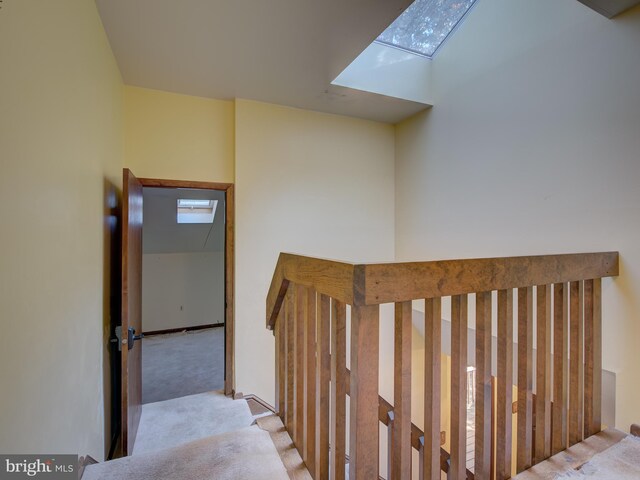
[349,303,380,480]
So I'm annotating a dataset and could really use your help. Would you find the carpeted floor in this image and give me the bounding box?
[142,327,224,404]
[84,425,289,480]
[556,436,640,479]
[133,391,254,455]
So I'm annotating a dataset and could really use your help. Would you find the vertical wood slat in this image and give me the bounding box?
[517,287,534,473]
[349,304,380,480]
[569,281,584,446]
[584,278,602,437]
[275,310,280,416]
[295,285,306,449]
[387,411,395,480]
[330,300,347,480]
[552,283,568,455]
[391,301,412,480]
[305,288,317,472]
[534,285,552,463]
[475,292,492,480]
[423,297,442,480]
[496,289,513,480]
[286,288,295,430]
[315,294,331,479]
[418,436,425,480]
[491,376,497,480]
[276,299,286,420]
[450,295,468,480]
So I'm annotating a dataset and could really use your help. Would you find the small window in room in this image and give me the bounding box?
[376,0,477,57]
[177,199,218,224]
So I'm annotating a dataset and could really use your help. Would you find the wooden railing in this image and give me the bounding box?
[266,252,618,479]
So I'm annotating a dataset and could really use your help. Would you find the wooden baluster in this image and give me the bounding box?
[475,291,492,480]
[534,285,552,463]
[276,301,286,420]
[295,284,306,449]
[583,278,602,438]
[391,301,412,479]
[275,312,280,416]
[491,376,497,479]
[387,411,395,480]
[552,283,568,455]
[451,295,468,480]
[418,436,425,480]
[496,289,513,480]
[305,287,317,472]
[569,281,584,446]
[330,300,347,480]
[286,288,295,430]
[350,304,380,480]
[424,297,442,480]
[517,287,534,472]
[316,294,331,479]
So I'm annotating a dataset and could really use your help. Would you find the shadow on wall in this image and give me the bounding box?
[103,178,122,460]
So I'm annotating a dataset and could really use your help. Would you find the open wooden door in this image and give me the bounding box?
[121,168,143,455]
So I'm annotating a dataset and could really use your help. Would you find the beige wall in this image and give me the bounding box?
[120,91,396,405]
[142,252,225,332]
[0,0,123,460]
[124,86,235,183]
[395,0,640,431]
[235,99,396,403]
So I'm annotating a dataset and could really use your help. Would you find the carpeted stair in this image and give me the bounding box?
[83,391,302,480]
[83,425,289,480]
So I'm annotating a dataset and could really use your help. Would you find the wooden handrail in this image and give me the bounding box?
[267,252,618,329]
[267,253,356,329]
[268,251,618,480]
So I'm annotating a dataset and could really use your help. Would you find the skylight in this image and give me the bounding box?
[177,199,218,224]
[376,0,476,58]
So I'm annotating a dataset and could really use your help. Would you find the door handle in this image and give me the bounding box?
[127,327,144,351]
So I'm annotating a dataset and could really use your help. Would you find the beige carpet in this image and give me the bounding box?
[83,426,289,480]
[555,436,640,479]
[133,391,254,455]
[142,328,224,403]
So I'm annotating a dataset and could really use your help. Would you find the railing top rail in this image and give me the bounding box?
[266,251,619,329]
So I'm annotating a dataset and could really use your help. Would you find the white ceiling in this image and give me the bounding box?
[95,0,429,123]
[143,187,226,254]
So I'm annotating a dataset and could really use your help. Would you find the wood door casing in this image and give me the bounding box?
[121,168,143,455]
[137,176,235,397]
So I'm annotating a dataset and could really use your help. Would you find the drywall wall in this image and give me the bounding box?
[235,99,396,404]
[333,41,433,104]
[0,0,123,460]
[142,252,225,332]
[395,0,640,431]
[124,86,235,182]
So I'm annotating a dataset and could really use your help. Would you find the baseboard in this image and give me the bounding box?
[234,392,276,416]
[142,323,224,336]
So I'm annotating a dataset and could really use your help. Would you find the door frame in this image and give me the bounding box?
[138,176,236,397]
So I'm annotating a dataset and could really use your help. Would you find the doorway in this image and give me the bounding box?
[138,177,235,399]
[141,186,226,402]
[119,170,235,456]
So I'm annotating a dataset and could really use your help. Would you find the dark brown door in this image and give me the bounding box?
[121,168,143,455]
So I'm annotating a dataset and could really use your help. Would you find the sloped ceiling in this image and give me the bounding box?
[143,187,225,254]
[95,0,429,123]
[577,0,640,18]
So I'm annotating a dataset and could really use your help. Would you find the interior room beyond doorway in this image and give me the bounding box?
[141,187,226,404]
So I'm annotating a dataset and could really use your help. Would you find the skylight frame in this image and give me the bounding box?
[177,198,218,224]
[375,0,478,59]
